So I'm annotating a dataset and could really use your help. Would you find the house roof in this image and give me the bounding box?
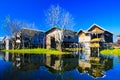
[20,28,44,37]
[2,36,10,41]
[45,27,77,34]
[22,27,44,32]
[78,24,113,35]
[87,24,106,31]
[117,35,120,37]
[88,24,113,34]
[45,27,61,34]
[77,30,90,35]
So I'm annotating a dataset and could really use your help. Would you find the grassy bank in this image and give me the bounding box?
[2,48,70,55]
[64,48,84,51]
[100,48,120,56]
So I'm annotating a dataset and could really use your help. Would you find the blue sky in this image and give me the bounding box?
[0,0,120,41]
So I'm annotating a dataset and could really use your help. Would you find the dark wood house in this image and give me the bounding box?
[12,28,45,49]
[45,27,78,50]
[78,24,113,56]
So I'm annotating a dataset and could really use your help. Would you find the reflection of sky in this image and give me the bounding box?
[0,60,12,80]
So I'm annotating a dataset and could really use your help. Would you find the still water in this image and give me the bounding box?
[0,52,120,80]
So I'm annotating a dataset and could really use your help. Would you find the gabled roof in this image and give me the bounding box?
[22,27,44,32]
[45,27,61,34]
[2,36,10,40]
[87,24,113,34]
[77,24,113,35]
[117,35,120,37]
[87,24,106,31]
[45,27,77,34]
[20,28,44,37]
[77,30,90,35]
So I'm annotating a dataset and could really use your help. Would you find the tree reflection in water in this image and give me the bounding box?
[4,52,46,71]
[3,52,113,79]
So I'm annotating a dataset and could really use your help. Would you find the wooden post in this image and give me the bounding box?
[5,52,9,61]
[5,36,9,50]
[98,47,99,57]
[97,33,99,57]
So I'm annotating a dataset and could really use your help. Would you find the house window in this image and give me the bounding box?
[64,36,67,38]
[39,40,41,43]
[85,33,89,36]
[68,36,71,39]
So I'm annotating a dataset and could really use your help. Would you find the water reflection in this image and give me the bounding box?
[0,51,4,60]
[4,52,10,61]
[45,54,78,73]
[45,53,113,78]
[3,52,46,71]
[78,53,113,78]
[1,52,114,79]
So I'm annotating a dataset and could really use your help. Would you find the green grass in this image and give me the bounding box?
[64,48,84,51]
[1,48,70,55]
[100,48,120,56]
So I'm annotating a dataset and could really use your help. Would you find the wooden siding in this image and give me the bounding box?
[78,24,113,55]
[46,29,61,49]
[46,28,78,49]
[104,31,113,43]
[79,32,90,42]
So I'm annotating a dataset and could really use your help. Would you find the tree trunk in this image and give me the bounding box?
[58,42,62,51]
[12,41,15,50]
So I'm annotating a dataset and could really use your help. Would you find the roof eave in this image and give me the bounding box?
[87,23,106,31]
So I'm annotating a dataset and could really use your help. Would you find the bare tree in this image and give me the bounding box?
[2,16,36,49]
[45,5,61,28]
[45,5,75,51]
[2,16,23,49]
[46,5,75,29]
[3,16,35,36]
[2,16,22,36]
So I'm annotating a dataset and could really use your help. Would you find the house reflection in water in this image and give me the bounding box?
[3,52,46,71]
[77,53,113,78]
[45,53,113,78]
[2,52,113,78]
[45,54,78,73]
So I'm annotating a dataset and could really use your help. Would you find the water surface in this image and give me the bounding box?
[0,51,120,80]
